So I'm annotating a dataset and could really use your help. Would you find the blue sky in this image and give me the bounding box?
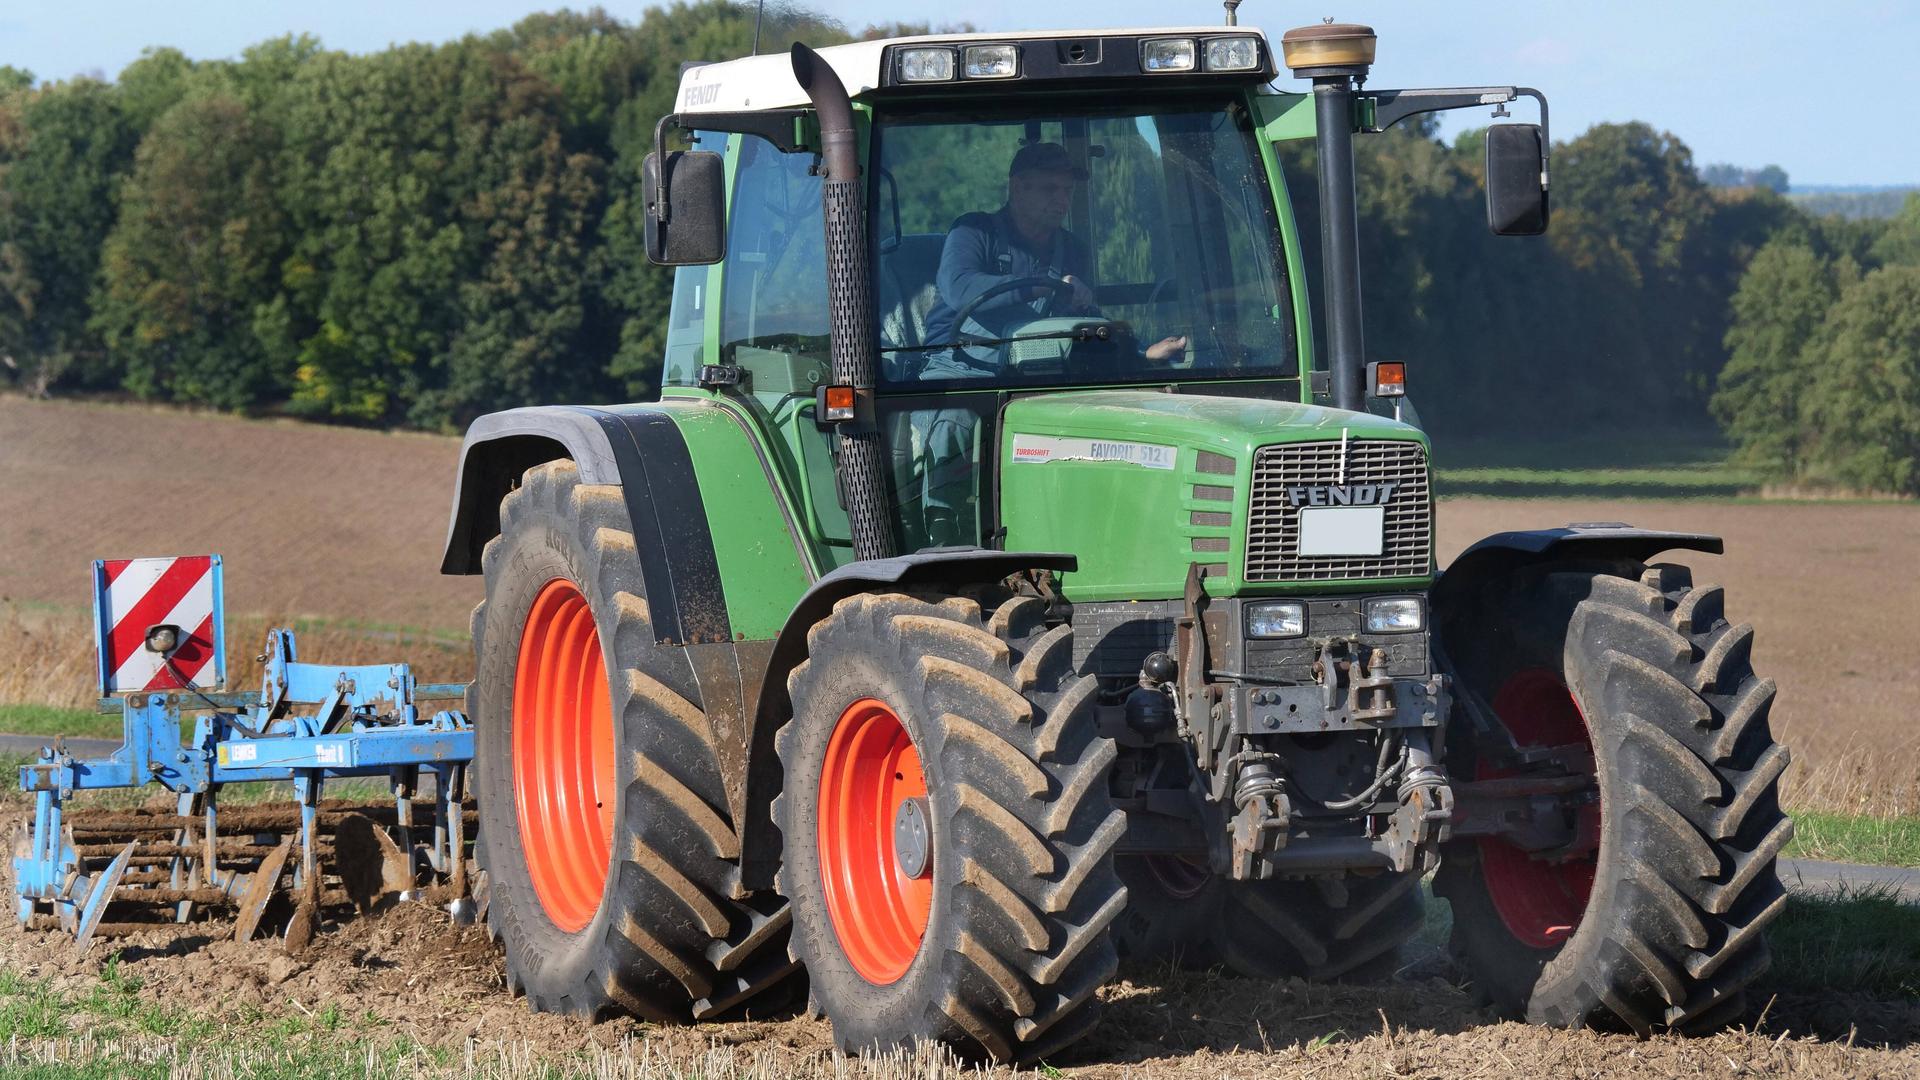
[2,1,1913,186]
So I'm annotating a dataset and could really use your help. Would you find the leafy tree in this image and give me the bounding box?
[0,79,136,394]
[91,94,291,409]
[1702,163,1789,193]
[0,67,31,96]
[1867,192,1920,268]
[1711,241,1851,476]
[1801,266,1920,494]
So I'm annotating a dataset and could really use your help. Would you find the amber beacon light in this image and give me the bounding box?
[1279,22,1377,74]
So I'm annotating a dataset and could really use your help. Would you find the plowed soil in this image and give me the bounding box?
[0,874,1915,1077]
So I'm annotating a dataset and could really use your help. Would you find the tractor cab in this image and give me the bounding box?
[646,26,1541,567]
[651,29,1331,563]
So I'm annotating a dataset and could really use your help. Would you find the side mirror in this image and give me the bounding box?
[1485,124,1549,236]
[643,149,727,265]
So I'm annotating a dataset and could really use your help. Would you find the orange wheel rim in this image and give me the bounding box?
[817,698,931,984]
[513,578,616,932]
[1477,667,1599,948]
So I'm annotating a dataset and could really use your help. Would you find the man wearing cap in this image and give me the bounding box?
[920,142,1186,377]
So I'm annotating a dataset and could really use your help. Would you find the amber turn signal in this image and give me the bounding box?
[822,384,858,421]
[1367,360,1406,398]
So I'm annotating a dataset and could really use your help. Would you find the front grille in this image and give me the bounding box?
[1245,439,1431,581]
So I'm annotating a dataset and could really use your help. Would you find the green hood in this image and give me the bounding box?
[998,390,1432,602]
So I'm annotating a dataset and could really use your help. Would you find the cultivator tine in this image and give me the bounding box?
[74,840,136,954]
[233,835,294,943]
[285,873,319,955]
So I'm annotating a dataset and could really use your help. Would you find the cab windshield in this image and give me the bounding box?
[872,96,1297,391]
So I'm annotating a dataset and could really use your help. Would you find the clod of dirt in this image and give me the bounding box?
[265,954,305,985]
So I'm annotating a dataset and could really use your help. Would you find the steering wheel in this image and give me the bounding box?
[948,276,1078,345]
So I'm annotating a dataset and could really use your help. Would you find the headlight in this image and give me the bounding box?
[1140,38,1197,73]
[898,47,956,83]
[1204,36,1261,72]
[1246,601,1306,639]
[963,45,1017,79]
[1364,597,1424,633]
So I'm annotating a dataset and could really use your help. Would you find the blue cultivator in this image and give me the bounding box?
[9,557,475,953]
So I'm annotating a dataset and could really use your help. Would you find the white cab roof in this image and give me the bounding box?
[674,27,1270,114]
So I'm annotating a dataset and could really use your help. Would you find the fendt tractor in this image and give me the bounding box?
[431,19,1792,1059]
[14,15,1791,1066]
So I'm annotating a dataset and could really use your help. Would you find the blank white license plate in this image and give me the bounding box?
[1297,506,1385,556]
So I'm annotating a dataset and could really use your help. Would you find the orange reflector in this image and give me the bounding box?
[1369,361,1406,397]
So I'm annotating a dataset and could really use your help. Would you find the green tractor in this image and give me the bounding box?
[439,19,1791,1062]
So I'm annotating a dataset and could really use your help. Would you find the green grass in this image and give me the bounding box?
[0,958,445,1080]
[1766,883,1920,999]
[1784,811,1920,867]
[1431,432,1764,499]
[0,703,125,741]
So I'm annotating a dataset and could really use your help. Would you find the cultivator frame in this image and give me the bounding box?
[11,557,476,952]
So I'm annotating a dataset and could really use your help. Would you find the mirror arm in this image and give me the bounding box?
[651,108,817,225]
[1360,85,1549,188]
[652,114,681,223]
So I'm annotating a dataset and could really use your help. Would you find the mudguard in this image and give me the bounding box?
[439,403,734,646]
[1433,522,1723,614]
[1429,522,1723,749]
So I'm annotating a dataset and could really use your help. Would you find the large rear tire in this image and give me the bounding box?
[470,460,795,1022]
[776,592,1125,1063]
[1435,562,1791,1033]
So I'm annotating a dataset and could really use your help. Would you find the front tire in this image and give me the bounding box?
[470,460,795,1022]
[1436,562,1792,1033]
[776,592,1125,1063]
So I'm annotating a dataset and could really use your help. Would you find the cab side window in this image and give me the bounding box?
[721,135,830,405]
[719,134,851,554]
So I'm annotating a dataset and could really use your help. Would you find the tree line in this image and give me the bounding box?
[0,2,1911,495]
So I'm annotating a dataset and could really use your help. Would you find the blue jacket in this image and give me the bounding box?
[921,207,1095,369]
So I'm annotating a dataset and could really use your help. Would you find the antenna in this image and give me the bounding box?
[752,0,765,55]
[1223,0,1243,26]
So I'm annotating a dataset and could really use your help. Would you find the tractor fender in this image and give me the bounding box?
[440,403,734,646]
[1433,522,1723,614]
[736,548,1078,889]
[1429,522,1723,748]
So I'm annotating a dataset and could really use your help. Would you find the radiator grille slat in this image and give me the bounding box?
[1245,440,1431,581]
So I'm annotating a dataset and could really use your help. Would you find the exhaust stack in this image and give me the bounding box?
[792,43,896,560]
[1281,22,1377,414]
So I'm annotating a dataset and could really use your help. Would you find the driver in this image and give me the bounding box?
[919,142,1186,378]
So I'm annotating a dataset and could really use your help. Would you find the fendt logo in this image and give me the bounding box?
[681,82,722,108]
[1284,482,1399,508]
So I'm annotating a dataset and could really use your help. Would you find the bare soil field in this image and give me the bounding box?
[1,396,1917,1076]
[0,395,478,633]
[0,879,1913,1078]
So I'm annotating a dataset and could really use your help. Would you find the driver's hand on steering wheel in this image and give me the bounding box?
[1144,335,1188,363]
[1058,274,1097,312]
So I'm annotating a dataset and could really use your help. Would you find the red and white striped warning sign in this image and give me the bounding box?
[93,556,225,694]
